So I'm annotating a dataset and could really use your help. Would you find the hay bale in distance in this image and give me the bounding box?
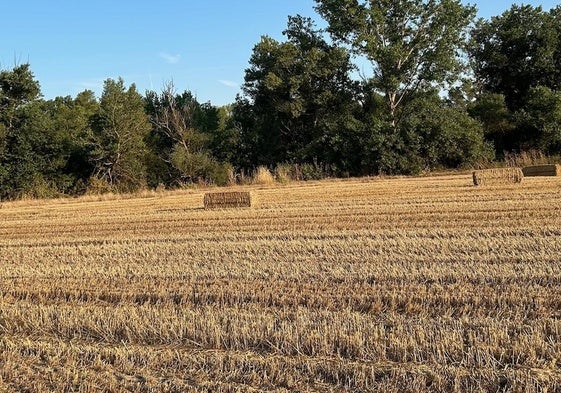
[472,168,524,186]
[522,164,561,177]
[203,191,252,209]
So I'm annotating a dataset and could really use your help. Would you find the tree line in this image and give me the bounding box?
[1,1,561,199]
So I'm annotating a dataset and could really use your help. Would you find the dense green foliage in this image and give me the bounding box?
[0,1,560,199]
[144,85,230,188]
[316,0,476,129]
[237,16,361,174]
[469,4,561,155]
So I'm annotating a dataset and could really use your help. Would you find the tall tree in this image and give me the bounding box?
[515,86,561,153]
[206,104,240,165]
[239,16,360,172]
[146,84,230,186]
[467,93,515,153]
[0,64,44,198]
[0,64,41,133]
[90,78,150,192]
[469,5,561,154]
[402,90,493,170]
[470,5,560,112]
[315,0,476,130]
[359,86,493,174]
[46,91,99,193]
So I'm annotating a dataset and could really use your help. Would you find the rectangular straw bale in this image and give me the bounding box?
[522,164,561,177]
[203,191,252,209]
[472,167,523,186]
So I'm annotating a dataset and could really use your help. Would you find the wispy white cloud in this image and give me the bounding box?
[159,52,181,64]
[77,78,105,90]
[218,79,239,88]
[79,81,100,88]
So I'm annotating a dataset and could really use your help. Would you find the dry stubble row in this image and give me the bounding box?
[0,175,560,391]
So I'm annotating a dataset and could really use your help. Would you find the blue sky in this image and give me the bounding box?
[2,1,559,106]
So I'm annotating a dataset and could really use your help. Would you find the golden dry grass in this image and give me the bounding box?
[0,174,560,392]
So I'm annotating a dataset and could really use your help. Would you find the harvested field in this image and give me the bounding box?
[522,164,561,177]
[0,174,560,392]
